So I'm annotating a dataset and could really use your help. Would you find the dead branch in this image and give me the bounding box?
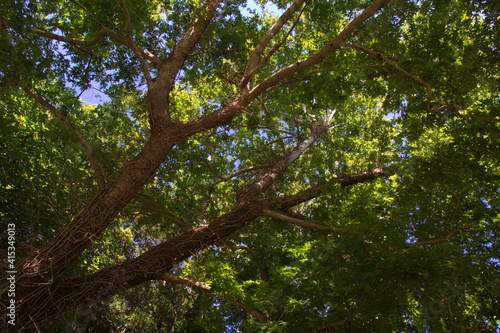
[183,0,390,137]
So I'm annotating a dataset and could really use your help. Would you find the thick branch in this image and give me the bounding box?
[280,166,394,209]
[8,129,179,298]
[5,2,220,308]
[6,162,391,329]
[242,0,308,87]
[250,0,392,97]
[7,126,382,328]
[22,86,106,190]
[237,122,331,201]
[7,203,260,329]
[148,0,220,129]
[29,0,160,67]
[156,0,220,86]
[183,0,390,137]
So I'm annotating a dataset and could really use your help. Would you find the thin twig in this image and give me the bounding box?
[446,302,490,331]
[342,42,433,114]
[119,2,153,84]
[233,243,269,281]
[407,228,464,247]
[22,86,106,190]
[470,283,499,298]
[262,209,337,234]
[243,0,310,86]
[69,0,106,28]
[161,272,268,323]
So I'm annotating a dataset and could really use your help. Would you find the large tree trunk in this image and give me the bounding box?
[0,1,392,330]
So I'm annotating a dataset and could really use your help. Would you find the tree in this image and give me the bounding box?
[1,0,499,331]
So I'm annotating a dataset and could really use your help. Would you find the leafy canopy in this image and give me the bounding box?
[0,0,499,332]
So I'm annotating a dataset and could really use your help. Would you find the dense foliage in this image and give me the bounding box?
[1,0,499,332]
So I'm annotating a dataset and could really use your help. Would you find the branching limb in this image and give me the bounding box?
[119,2,153,84]
[9,160,393,327]
[29,27,107,47]
[67,0,157,77]
[201,164,270,215]
[156,0,221,88]
[183,0,390,137]
[148,0,220,128]
[237,120,332,201]
[28,0,161,67]
[249,0,391,97]
[242,0,309,88]
[280,166,394,209]
[22,86,106,190]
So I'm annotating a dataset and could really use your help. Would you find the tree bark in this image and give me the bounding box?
[0,1,393,330]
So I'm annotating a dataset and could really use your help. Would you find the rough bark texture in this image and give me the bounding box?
[0,1,392,330]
